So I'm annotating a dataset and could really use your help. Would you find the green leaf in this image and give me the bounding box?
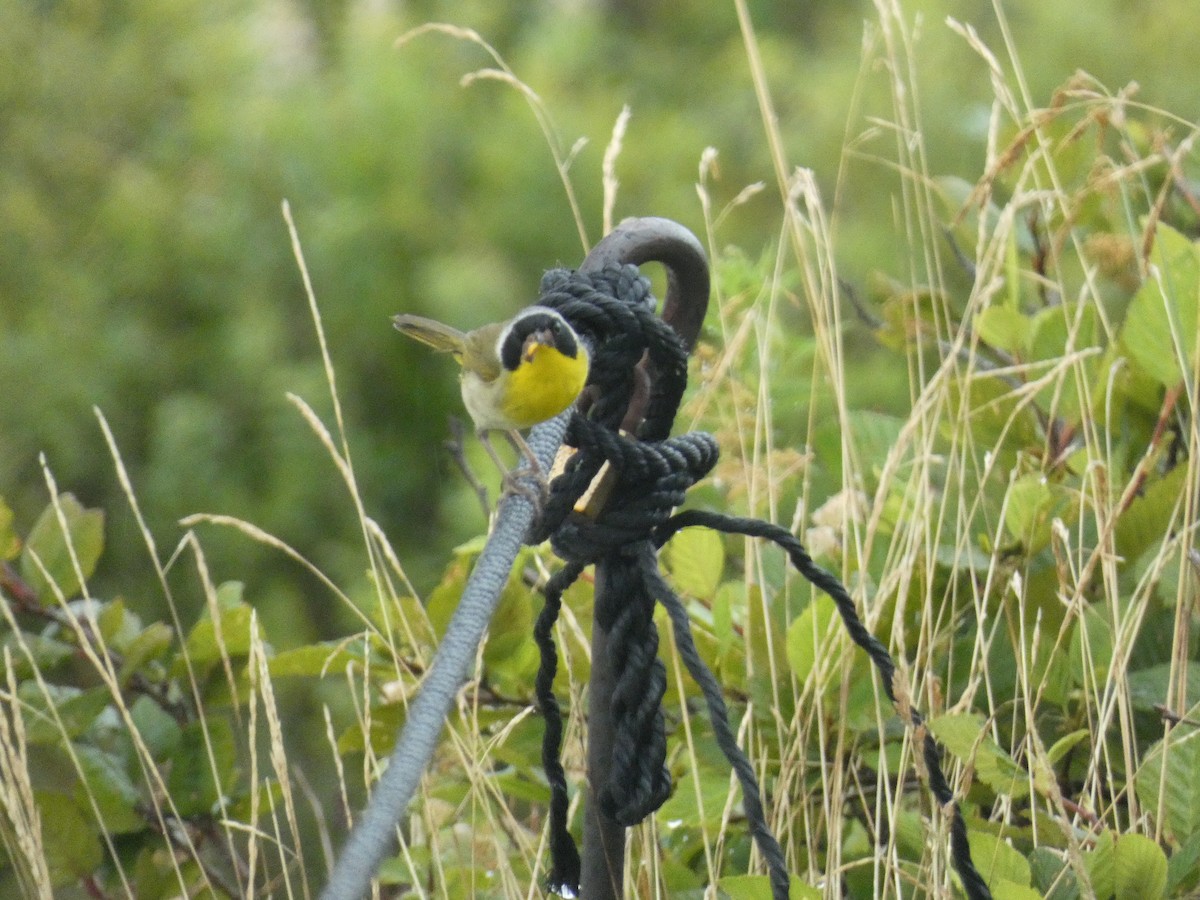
[0,496,20,559]
[338,700,405,756]
[1046,729,1091,767]
[785,594,841,686]
[1167,830,1200,894]
[928,713,1029,798]
[844,410,906,478]
[128,694,182,762]
[1085,830,1117,899]
[954,376,1042,476]
[887,806,933,860]
[370,590,435,649]
[214,579,246,610]
[711,580,739,657]
[20,494,104,603]
[167,717,238,817]
[933,540,995,573]
[73,743,143,834]
[1003,474,1051,545]
[1037,729,1091,796]
[1121,222,1200,388]
[97,597,137,645]
[718,874,821,899]
[934,175,1037,255]
[1112,832,1168,899]
[976,304,1032,354]
[1135,715,1200,843]
[425,554,472,640]
[716,874,772,900]
[1030,303,1097,363]
[486,708,545,769]
[658,756,736,831]
[482,575,539,694]
[744,583,781,698]
[0,631,74,676]
[969,830,1033,887]
[491,768,550,805]
[1115,466,1188,564]
[228,777,286,824]
[664,526,725,599]
[133,843,179,898]
[1028,304,1099,423]
[117,621,174,684]
[1068,605,1113,687]
[268,643,361,677]
[182,600,254,666]
[377,853,422,886]
[1001,473,1072,554]
[1083,831,1170,899]
[36,790,103,887]
[989,881,1044,900]
[21,684,111,744]
[1127,662,1200,714]
[1029,846,1079,899]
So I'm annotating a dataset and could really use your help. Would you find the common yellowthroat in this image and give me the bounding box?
[392,306,589,480]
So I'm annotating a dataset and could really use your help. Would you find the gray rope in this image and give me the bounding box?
[320,412,569,900]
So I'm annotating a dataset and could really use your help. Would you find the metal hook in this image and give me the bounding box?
[576,216,710,436]
[579,215,710,351]
[557,217,709,516]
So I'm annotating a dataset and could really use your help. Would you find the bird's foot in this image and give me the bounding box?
[500,464,548,512]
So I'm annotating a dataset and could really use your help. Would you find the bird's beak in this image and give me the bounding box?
[523,328,555,362]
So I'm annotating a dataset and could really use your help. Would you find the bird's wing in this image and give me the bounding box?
[461,322,504,382]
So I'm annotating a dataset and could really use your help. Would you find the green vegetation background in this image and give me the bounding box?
[5,1,1200,896]
[2,0,1196,640]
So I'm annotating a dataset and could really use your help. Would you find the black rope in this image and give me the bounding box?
[526,265,992,900]
[594,549,670,824]
[534,559,584,893]
[637,546,790,900]
[653,512,991,900]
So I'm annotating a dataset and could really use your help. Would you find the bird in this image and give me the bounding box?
[392,306,589,491]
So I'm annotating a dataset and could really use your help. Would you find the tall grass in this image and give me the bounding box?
[3,2,1198,898]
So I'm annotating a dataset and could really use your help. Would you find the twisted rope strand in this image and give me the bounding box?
[652,510,992,900]
[637,546,792,900]
[534,560,585,894]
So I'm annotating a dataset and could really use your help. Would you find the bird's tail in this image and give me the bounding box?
[392,314,468,359]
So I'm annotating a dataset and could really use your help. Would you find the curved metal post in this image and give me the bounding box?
[580,217,709,353]
[574,217,709,900]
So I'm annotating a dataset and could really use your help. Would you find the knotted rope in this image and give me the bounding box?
[527,265,992,900]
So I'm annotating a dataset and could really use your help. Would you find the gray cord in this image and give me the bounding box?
[319,412,569,900]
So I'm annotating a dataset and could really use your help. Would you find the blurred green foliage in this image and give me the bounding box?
[2,0,1199,634]
[3,1,1200,894]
